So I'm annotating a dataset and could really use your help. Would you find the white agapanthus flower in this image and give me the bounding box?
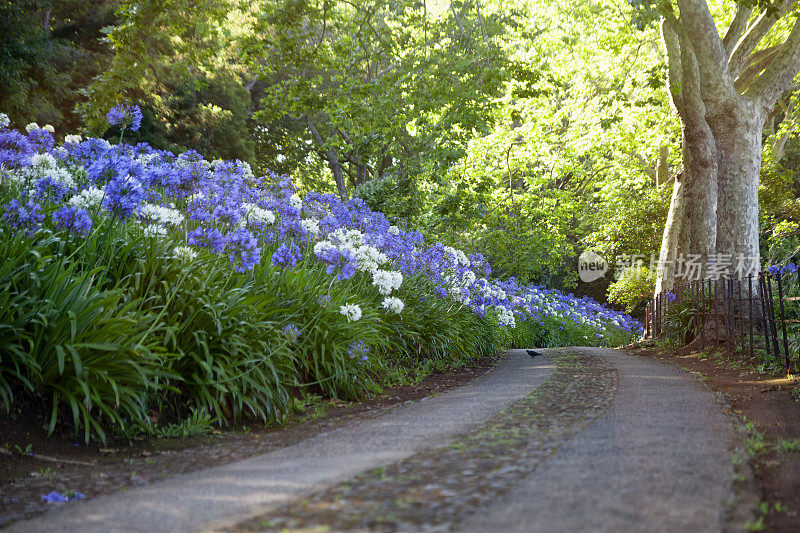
[339,303,362,322]
[330,228,365,247]
[300,218,320,236]
[137,153,156,166]
[1,170,25,185]
[314,241,334,256]
[240,161,254,179]
[381,297,405,314]
[289,194,303,210]
[353,244,388,273]
[187,191,206,203]
[0,113,10,128]
[44,168,76,188]
[388,225,400,236]
[447,270,477,296]
[444,246,471,267]
[43,124,55,134]
[68,186,104,209]
[64,134,82,144]
[143,225,168,237]
[495,306,516,328]
[372,269,403,295]
[173,245,199,261]
[241,203,276,225]
[25,122,40,133]
[139,203,185,226]
[30,153,57,169]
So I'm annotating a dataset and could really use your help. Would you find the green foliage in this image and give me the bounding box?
[0,1,115,132]
[246,0,511,198]
[661,297,698,348]
[607,266,656,313]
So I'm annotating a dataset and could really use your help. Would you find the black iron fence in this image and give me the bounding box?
[645,268,799,374]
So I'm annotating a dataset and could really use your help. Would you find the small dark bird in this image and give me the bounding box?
[526,349,542,358]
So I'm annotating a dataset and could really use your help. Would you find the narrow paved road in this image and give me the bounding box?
[461,348,739,532]
[6,350,554,533]
[4,348,745,532]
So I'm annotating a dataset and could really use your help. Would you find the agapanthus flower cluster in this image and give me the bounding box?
[173,245,198,262]
[282,324,301,343]
[381,296,405,314]
[347,340,370,362]
[0,117,644,340]
[767,263,798,276]
[272,242,301,268]
[372,269,403,295]
[2,195,44,234]
[52,205,92,236]
[340,303,362,322]
[41,491,85,503]
[107,103,143,132]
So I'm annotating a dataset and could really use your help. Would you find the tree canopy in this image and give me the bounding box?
[3,0,800,303]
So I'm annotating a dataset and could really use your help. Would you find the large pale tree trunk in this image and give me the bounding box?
[710,99,762,270]
[655,0,800,299]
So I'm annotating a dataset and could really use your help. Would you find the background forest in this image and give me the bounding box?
[3,0,800,310]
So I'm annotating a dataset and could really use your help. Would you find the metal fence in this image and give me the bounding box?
[644,268,799,374]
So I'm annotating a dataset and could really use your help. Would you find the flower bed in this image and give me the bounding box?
[0,110,642,442]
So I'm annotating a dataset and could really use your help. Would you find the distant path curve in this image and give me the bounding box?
[461,348,742,532]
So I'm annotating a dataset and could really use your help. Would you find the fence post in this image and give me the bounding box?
[776,272,791,374]
[727,278,735,349]
[765,274,782,359]
[759,274,772,359]
[738,277,744,354]
[699,280,705,346]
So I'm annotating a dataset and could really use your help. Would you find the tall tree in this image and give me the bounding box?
[631,0,800,293]
[245,0,510,202]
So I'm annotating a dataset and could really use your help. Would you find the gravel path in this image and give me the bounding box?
[461,348,739,532]
[4,350,554,533]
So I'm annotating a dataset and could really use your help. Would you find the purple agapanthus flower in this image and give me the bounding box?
[52,206,93,236]
[41,491,85,503]
[272,242,302,268]
[347,341,370,363]
[281,324,301,343]
[107,104,143,132]
[32,175,71,203]
[227,227,262,272]
[102,175,145,219]
[0,129,35,168]
[2,196,44,234]
[188,227,227,254]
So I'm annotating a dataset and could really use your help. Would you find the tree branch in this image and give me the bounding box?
[728,0,797,80]
[679,24,708,125]
[305,115,348,200]
[722,5,752,57]
[734,45,781,92]
[676,0,736,108]
[748,17,800,110]
[661,16,685,117]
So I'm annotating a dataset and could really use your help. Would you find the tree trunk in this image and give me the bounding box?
[655,172,684,294]
[305,116,348,200]
[710,99,762,273]
[656,104,761,289]
[652,1,800,347]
